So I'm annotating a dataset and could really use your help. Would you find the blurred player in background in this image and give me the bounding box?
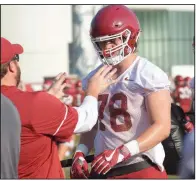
[172,75,184,104]
[184,76,191,87]
[43,77,76,105]
[42,78,53,91]
[172,75,192,112]
[71,5,171,179]
[174,75,184,88]
[63,78,75,105]
[73,80,85,107]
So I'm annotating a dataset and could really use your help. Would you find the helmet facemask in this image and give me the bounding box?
[91,29,137,66]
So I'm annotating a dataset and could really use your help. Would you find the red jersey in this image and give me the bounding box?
[1,86,78,178]
[173,85,192,112]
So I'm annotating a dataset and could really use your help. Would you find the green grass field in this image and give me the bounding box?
[168,175,179,179]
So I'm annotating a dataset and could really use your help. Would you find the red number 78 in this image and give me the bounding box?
[98,93,132,132]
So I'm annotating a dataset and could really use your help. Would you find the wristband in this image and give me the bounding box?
[124,140,140,156]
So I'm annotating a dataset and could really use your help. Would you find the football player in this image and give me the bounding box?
[184,76,191,87]
[172,75,192,112]
[171,75,183,103]
[73,80,85,107]
[70,5,171,179]
[63,78,75,106]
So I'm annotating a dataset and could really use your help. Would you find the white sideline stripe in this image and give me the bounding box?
[53,105,68,136]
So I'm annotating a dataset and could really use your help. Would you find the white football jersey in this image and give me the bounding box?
[82,56,170,171]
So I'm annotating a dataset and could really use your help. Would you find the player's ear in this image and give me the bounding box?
[8,60,17,73]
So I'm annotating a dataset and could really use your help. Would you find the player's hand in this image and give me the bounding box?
[86,65,117,98]
[47,73,68,100]
[91,145,131,175]
[70,152,89,179]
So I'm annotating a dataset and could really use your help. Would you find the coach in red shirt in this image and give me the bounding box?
[1,37,117,178]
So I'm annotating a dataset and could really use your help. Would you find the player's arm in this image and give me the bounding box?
[133,64,171,152]
[136,89,171,152]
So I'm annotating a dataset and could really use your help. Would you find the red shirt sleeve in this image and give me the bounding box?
[30,92,78,141]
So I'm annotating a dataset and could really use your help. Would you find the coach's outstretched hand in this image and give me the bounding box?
[47,72,68,100]
[47,65,117,101]
[86,65,117,99]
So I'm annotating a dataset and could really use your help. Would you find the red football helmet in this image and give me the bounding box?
[64,78,74,91]
[64,78,72,85]
[184,76,191,86]
[64,79,76,95]
[90,5,141,65]
[174,75,184,86]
